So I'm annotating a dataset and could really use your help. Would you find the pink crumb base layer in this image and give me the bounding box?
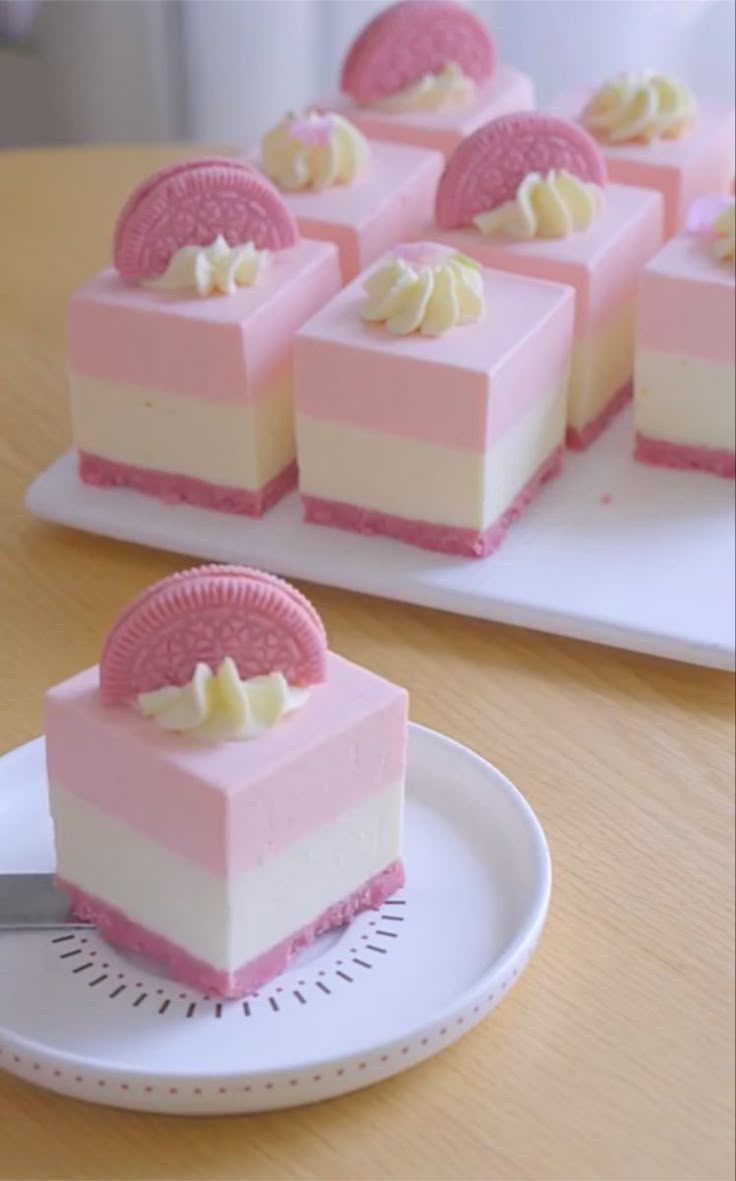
[565,380,633,451]
[634,433,736,478]
[78,452,297,516]
[58,860,404,999]
[303,445,563,558]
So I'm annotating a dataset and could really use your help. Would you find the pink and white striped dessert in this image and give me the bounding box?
[67,157,341,515]
[430,112,664,448]
[324,0,534,159]
[254,110,443,283]
[45,565,407,998]
[550,73,735,240]
[634,196,735,477]
[294,242,574,558]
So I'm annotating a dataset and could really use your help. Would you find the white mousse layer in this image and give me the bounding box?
[634,349,736,447]
[51,780,403,970]
[569,301,634,431]
[296,376,566,529]
[69,374,295,488]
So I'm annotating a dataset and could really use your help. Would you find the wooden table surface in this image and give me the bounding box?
[0,146,734,1181]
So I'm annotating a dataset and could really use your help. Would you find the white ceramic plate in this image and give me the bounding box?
[25,409,735,670]
[0,726,550,1115]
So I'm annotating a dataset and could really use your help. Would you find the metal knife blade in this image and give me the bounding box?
[0,874,93,930]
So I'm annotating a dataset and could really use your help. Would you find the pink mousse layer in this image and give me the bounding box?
[67,240,341,401]
[45,654,407,877]
[302,444,563,558]
[295,271,574,450]
[59,860,404,999]
[78,451,297,516]
[566,380,633,450]
[634,433,736,478]
[636,234,735,365]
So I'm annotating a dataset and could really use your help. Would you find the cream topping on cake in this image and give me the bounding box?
[685,194,736,268]
[144,235,270,296]
[261,110,369,190]
[371,62,475,112]
[583,70,696,143]
[473,170,604,239]
[711,200,735,266]
[136,659,308,741]
[361,243,484,336]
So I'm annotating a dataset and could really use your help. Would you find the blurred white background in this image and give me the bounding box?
[1,0,734,148]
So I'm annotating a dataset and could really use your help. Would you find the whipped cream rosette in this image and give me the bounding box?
[261,110,369,191]
[583,71,697,144]
[361,242,484,336]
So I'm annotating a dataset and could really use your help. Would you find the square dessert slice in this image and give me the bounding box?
[431,112,664,448]
[634,197,735,477]
[68,157,341,515]
[294,243,574,558]
[330,0,533,159]
[255,113,443,283]
[549,76,735,240]
[45,566,407,999]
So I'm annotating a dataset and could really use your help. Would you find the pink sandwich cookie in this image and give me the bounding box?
[67,157,341,515]
[253,109,443,283]
[323,0,534,159]
[549,72,735,240]
[430,112,664,449]
[634,195,735,478]
[294,241,575,558]
[45,565,408,999]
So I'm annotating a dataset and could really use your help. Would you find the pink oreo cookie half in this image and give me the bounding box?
[113,156,299,282]
[99,565,328,705]
[340,0,494,106]
[435,112,607,229]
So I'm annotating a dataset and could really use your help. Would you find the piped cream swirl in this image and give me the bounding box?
[145,235,270,297]
[261,110,369,190]
[712,201,735,266]
[371,62,476,112]
[362,243,484,336]
[583,70,696,144]
[136,659,308,741]
[474,170,604,240]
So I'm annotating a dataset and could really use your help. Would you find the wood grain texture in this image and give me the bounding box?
[0,147,734,1181]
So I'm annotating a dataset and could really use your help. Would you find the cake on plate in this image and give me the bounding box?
[549,71,735,240]
[634,195,735,477]
[294,241,574,557]
[430,112,664,448]
[68,157,341,515]
[45,565,408,998]
[324,0,534,159]
[255,110,444,282]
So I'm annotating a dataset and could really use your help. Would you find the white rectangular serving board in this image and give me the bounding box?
[25,408,735,670]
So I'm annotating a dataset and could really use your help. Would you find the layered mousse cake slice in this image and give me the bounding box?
[430,112,664,448]
[324,0,534,159]
[45,565,407,998]
[67,157,341,514]
[634,196,735,477]
[549,72,735,239]
[294,241,574,558]
[254,109,444,283]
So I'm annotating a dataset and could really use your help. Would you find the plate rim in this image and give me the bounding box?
[0,725,551,1083]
